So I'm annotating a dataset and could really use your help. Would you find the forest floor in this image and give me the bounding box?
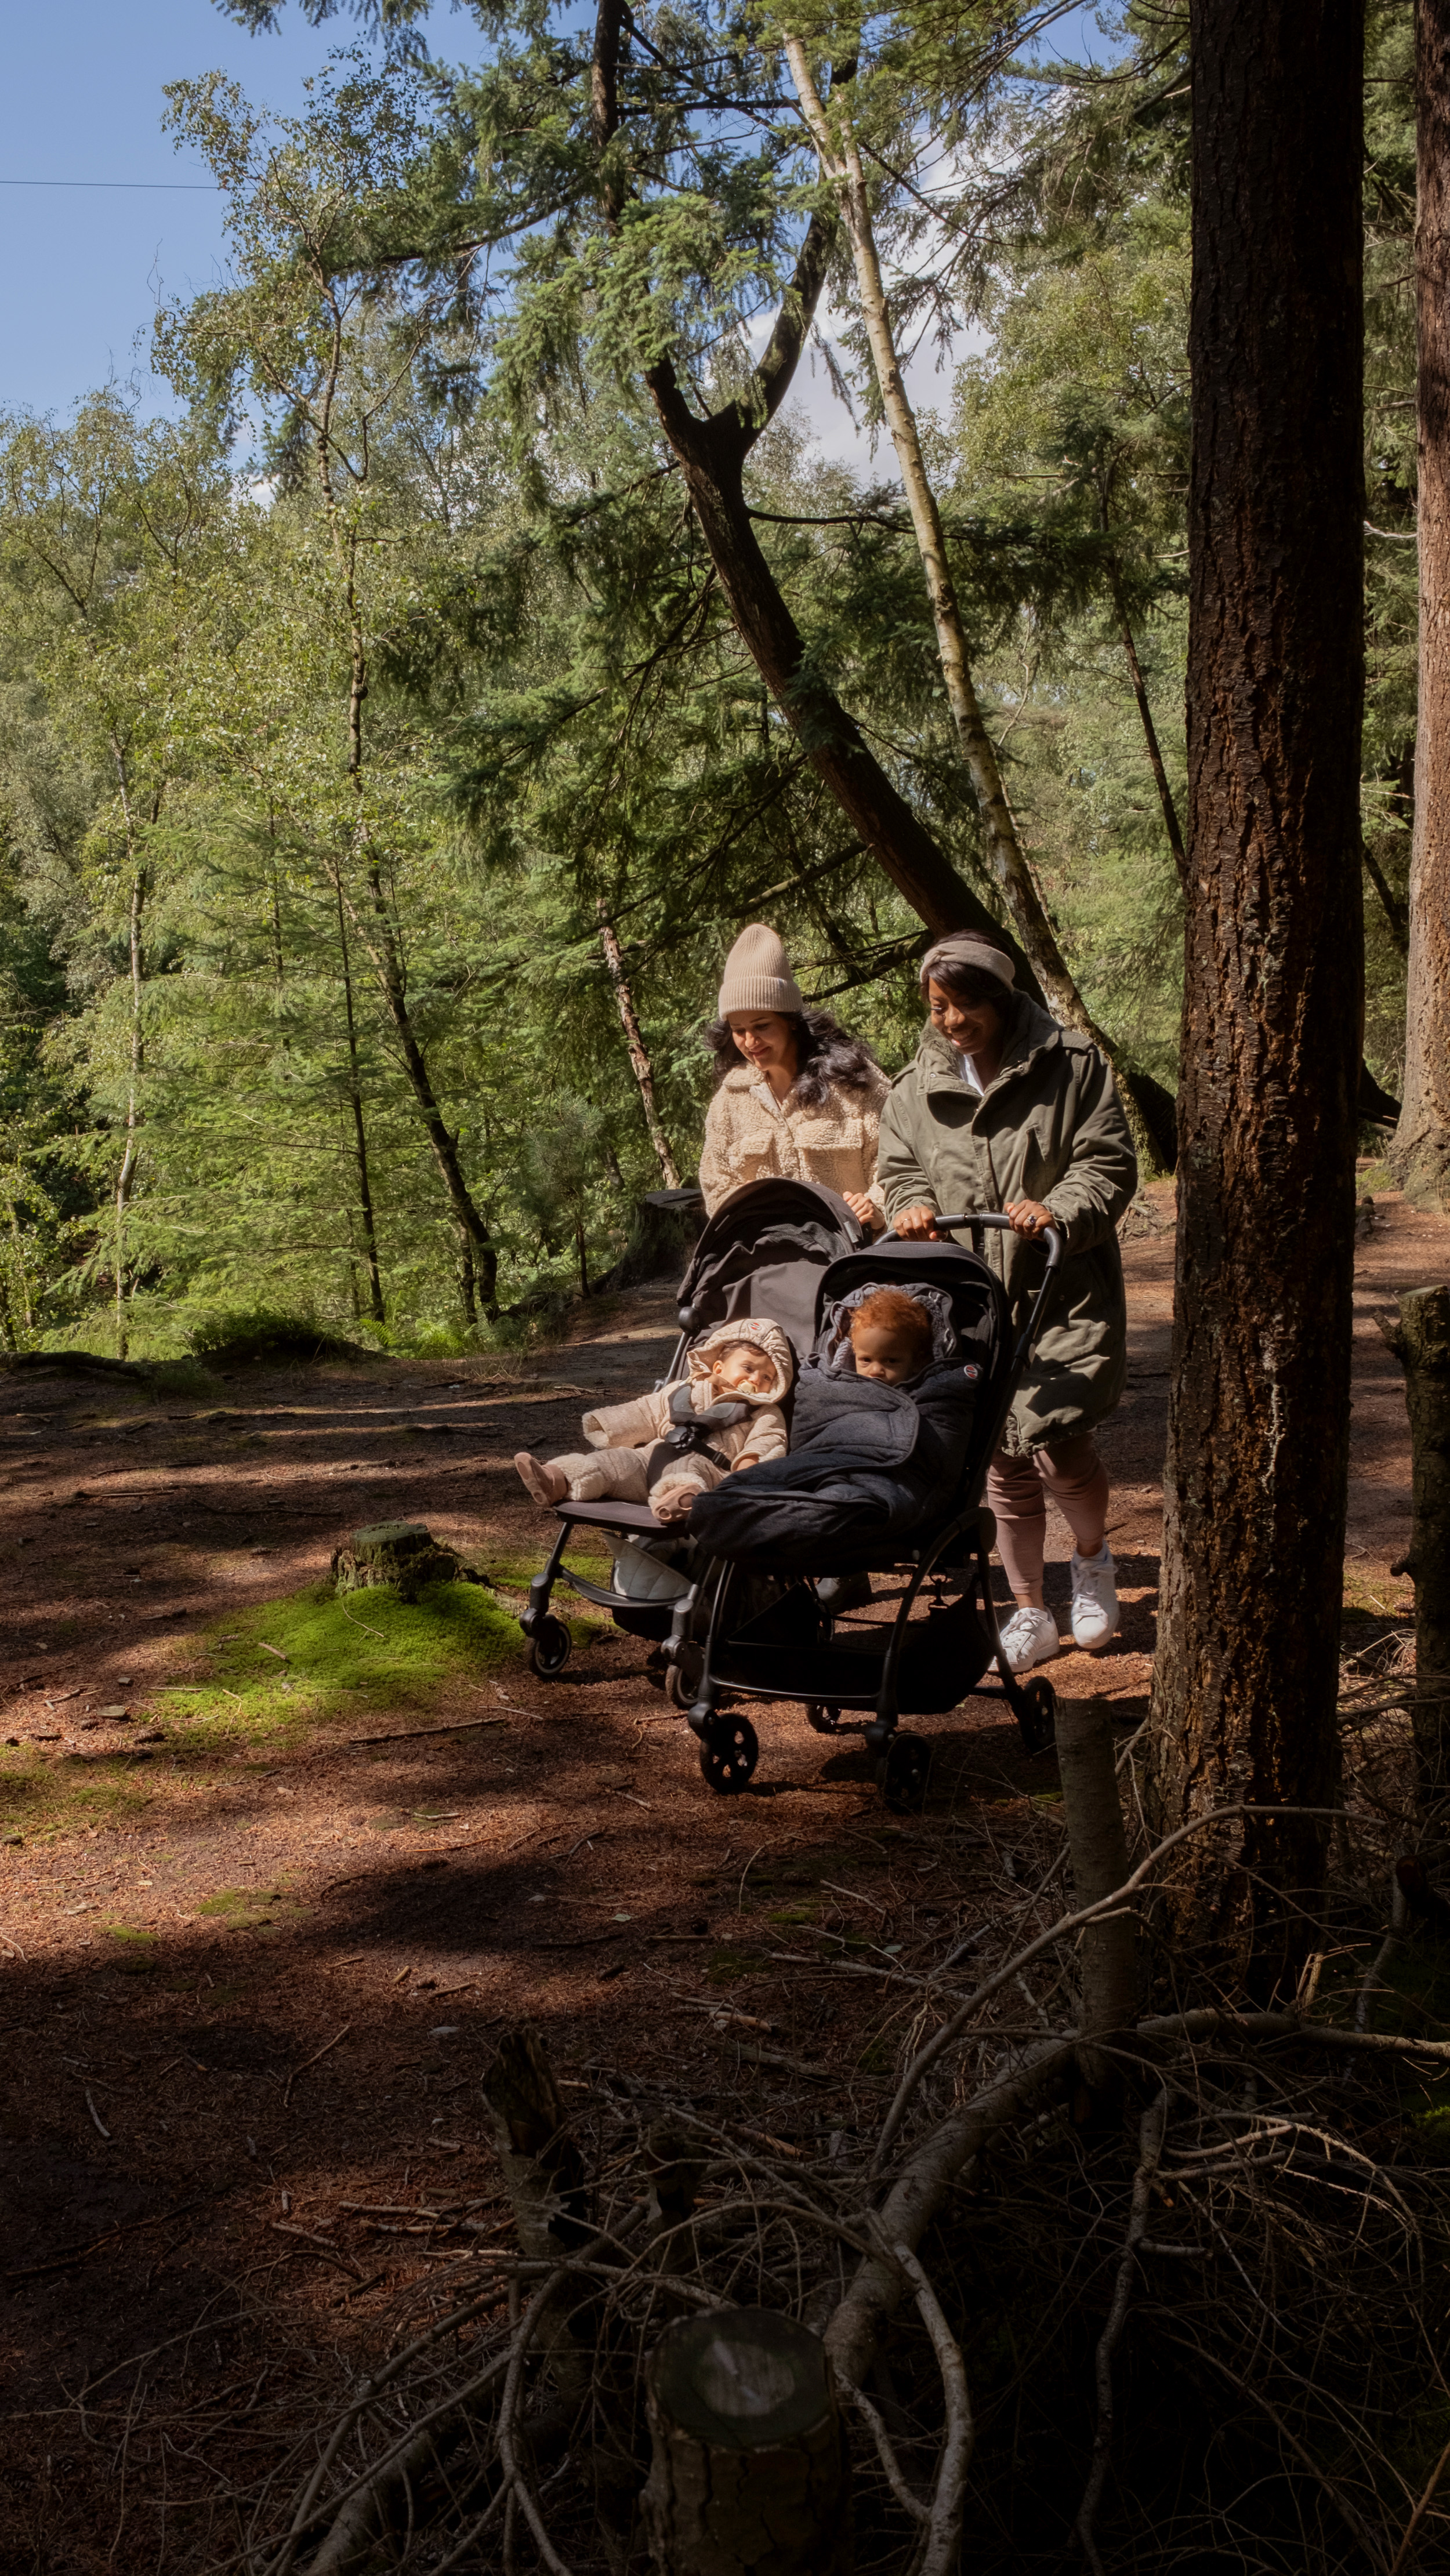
[0,1171,1443,2569]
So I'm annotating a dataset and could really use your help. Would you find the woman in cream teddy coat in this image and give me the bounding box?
[514,1317,793,1521]
[699,924,890,1225]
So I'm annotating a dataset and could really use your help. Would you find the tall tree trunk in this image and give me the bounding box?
[1147,0,1365,1987]
[354,859,498,1320]
[108,726,150,1372]
[1105,555,1188,880]
[313,366,499,1322]
[1363,839,1410,955]
[332,871,385,1324]
[1379,1286,1450,1802]
[781,40,1171,1178]
[1393,0,1450,1210]
[6,1192,34,1338]
[597,903,680,1184]
[647,336,1024,958]
[113,863,146,1363]
[583,8,1067,995]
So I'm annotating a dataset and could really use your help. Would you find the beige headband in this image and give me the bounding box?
[920,934,1017,993]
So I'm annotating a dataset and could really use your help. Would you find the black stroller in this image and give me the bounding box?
[517,1181,1065,1805]
[517,1175,867,1662]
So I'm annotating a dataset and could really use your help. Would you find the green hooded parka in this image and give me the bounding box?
[875,997,1138,1454]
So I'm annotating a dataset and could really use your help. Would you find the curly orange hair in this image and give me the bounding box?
[848,1287,934,1369]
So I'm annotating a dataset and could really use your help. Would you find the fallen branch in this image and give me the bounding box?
[827,2038,1076,2389]
[269,2223,365,2283]
[268,2334,514,2576]
[495,2267,575,2576]
[873,1803,1387,2170]
[1075,2089,1167,2574]
[1134,2008,1450,2065]
[282,2023,352,2109]
[831,2365,929,2526]
[347,1717,510,1746]
[1357,1859,1410,2032]
[891,2237,974,2576]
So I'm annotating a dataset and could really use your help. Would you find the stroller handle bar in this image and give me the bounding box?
[876,1207,1065,1376]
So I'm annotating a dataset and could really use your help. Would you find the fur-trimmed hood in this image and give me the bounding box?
[684,1316,794,1406]
[814,1282,960,1379]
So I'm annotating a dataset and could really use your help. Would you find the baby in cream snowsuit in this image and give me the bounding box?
[513,1318,792,1524]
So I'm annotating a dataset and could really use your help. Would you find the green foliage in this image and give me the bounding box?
[183,1304,364,1362]
[0,2,1417,1336]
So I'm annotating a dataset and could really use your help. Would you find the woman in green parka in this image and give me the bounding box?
[876,934,1137,1673]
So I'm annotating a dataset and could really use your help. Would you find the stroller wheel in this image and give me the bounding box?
[527,1614,572,1678]
[699,1714,759,1794]
[665,1644,704,1710]
[877,1733,930,1812]
[1017,1675,1057,1755]
[805,1702,842,1736]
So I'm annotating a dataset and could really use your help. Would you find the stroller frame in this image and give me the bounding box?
[519,1204,1065,1804]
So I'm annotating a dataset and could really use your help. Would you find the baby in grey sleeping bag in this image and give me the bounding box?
[687,1286,986,1568]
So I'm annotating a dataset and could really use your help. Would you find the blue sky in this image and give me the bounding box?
[2,0,1115,448]
[1,0,342,419]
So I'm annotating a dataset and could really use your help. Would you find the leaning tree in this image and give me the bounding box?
[210,0,1180,1162]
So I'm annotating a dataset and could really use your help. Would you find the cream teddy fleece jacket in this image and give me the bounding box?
[698,1066,891,1218]
[578,1316,792,1467]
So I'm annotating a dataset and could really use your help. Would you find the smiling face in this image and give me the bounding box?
[711,1344,776,1396]
[926,975,1009,1070]
[727,1010,799,1083]
[850,1321,921,1385]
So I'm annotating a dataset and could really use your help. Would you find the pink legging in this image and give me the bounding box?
[986,1435,1109,1606]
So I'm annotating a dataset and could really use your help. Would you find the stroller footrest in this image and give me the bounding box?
[555,1500,675,1532]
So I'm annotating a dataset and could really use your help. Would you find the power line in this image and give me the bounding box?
[0,179,217,191]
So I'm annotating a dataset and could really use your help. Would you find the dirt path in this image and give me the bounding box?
[0,1180,1442,2567]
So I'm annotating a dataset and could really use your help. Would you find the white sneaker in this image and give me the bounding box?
[997,1605,1061,1673]
[1070,1544,1119,1650]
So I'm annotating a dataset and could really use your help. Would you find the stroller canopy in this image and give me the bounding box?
[676,1178,868,1361]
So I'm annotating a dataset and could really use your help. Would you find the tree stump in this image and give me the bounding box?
[642,2308,851,2576]
[602,1188,706,1293]
[481,2025,594,2399]
[1056,1696,1139,2088]
[1379,1286,1450,1800]
[329,1521,463,1601]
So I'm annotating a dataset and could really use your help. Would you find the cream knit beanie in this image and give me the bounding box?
[717,922,806,1019]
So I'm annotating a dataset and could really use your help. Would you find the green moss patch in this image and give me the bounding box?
[706,1947,767,1985]
[155,1577,523,1754]
[197,1885,303,1929]
[0,1748,157,1841]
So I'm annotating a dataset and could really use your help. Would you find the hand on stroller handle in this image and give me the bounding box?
[880,1207,1065,1270]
